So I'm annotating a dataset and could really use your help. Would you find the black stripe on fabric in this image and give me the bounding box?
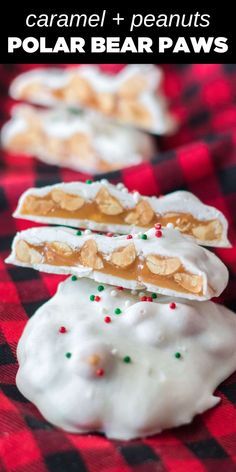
[187,438,228,459]
[35,175,62,188]
[189,110,210,128]
[0,187,8,212]
[22,299,49,318]
[0,343,15,365]
[46,451,88,472]
[224,300,236,313]
[173,64,190,70]
[35,160,61,175]
[183,83,199,100]
[218,166,236,195]
[152,149,175,164]
[120,443,159,466]
[94,169,123,182]
[224,64,236,74]
[1,384,28,402]
[8,266,40,282]
[25,414,53,431]
[219,381,236,404]
[0,235,14,252]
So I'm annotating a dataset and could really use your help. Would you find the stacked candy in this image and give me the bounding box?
[2,65,176,173]
[6,179,236,440]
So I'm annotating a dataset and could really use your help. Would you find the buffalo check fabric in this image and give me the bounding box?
[0,64,236,472]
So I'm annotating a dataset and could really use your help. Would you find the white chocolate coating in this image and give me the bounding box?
[9,65,176,135]
[16,277,236,440]
[1,105,156,173]
[6,226,229,300]
[13,180,230,247]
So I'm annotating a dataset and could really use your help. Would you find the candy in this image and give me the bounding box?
[16,277,236,440]
[13,181,230,247]
[6,226,229,300]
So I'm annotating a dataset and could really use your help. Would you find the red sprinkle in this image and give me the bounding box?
[169,302,176,310]
[146,297,153,302]
[116,286,124,291]
[104,316,111,323]
[96,368,104,377]
[107,232,114,237]
[126,234,133,239]
[155,230,163,238]
[140,296,147,301]
[155,223,162,230]
[59,326,67,334]
[95,296,101,302]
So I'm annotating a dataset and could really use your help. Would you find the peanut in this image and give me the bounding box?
[192,220,222,241]
[174,273,202,294]
[15,240,43,264]
[125,200,154,225]
[146,255,181,275]
[110,244,136,268]
[80,240,104,270]
[95,187,123,216]
[50,241,73,256]
[51,189,85,211]
[24,196,54,215]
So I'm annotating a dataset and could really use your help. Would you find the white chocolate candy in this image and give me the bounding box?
[6,226,229,300]
[9,65,176,135]
[16,277,236,440]
[1,105,155,174]
[13,180,230,247]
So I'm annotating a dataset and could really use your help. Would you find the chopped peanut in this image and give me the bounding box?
[110,244,136,268]
[51,189,85,211]
[125,200,154,225]
[174,273,202,293]
[146,255,181,275]
[95,188,123,216]
[80,240,104,270]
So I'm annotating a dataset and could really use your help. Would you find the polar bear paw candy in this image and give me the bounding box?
[16,277,236,440]
[6,226,228,300]
[9,65,176,134]
[1,105,155,173]
[13,181,230,247]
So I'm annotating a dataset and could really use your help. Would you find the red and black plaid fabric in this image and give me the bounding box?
[0,64,236,472]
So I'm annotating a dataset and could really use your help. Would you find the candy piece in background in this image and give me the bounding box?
[9,64,177,134]
[1,105,156,173]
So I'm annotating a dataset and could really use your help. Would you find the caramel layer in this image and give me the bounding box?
[20,192,223,242]
[18,240,203,296]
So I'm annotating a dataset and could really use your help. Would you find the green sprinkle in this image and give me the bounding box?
[151,293,157,299]
[97,285,105,292]
[86,179,93,184]
[90,295,95,301]
[71,275,77,281]
[65,352,72,359]
[76,230,82,236]
[114,308,122,315]
[139,233,147,240]
[123,356,131,363]
[68,107,82,115]
[175,352,181,359]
